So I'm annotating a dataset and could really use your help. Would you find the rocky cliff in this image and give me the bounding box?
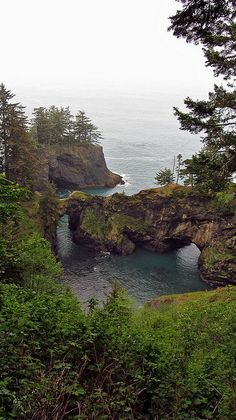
[39,144,123,189]
[65,185,236,287]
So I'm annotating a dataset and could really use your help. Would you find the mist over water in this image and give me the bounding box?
[53,90,210,305]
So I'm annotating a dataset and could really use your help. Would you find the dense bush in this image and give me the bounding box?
[1,177,236,419]
[0,176,61,286]
[211,191,235,215]
[0,284,235,419]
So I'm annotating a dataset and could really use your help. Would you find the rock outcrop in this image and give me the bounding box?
[65,185,236,287]
[38,144,123,189]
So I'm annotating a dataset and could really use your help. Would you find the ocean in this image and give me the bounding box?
[53,89,211,306]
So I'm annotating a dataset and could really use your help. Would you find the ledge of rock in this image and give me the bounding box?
[64,184,236,287]
[38,144,123,189]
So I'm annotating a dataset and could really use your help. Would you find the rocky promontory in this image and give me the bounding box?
[64,185,236,287]
[39,144,123,189]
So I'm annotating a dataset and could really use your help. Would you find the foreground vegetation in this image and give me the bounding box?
[0,176,236,419]
[1,280,236,419]
[0,1,235,418]
[155,0,235,193]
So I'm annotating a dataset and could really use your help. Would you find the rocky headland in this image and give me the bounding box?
[39,144,123,189]
[64,184,236,287]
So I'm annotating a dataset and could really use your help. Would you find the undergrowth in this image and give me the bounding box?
[1,284,236,419]
[1,176,236,419]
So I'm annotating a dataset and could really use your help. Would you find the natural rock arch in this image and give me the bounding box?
[64,186,236,287]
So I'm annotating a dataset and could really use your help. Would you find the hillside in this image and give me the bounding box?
[1,177,236,418]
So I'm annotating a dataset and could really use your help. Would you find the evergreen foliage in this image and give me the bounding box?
[155,168,174,185]
[169,0,236,192]
[31,106,102,146]
[179,151,233,191]
[1,3,236,416]
[0,84,42,190]
[169,0,236,80]
[176,153,182,184]
[0,282,235,419]
[211,190,235,214]
[0,159,236,419]
[31,106,74,146]
[0,84,25,174]
[0,176,61,285]
[73,110,102,144]
[0,84,102,189]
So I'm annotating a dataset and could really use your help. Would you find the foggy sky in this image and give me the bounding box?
[1,0,217,95]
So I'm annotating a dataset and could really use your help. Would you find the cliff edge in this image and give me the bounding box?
[64,185,236,287]
[39,144,123,189]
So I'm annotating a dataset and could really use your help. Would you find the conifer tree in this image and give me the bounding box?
[47,106,72,146]
[73,110,102,144]
[0,84,41,190]
[155,168,174,186]
[169,0,236,192]
[176,153,182,184]
[169,0,236,80]
[31,107,50,145]
[63,106,74,145]
[0,84,26,174]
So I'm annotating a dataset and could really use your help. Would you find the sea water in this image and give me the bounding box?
[56,90,211,305]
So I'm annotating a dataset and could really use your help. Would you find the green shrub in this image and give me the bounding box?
[17,233,62,285]
[0,178,61,286]
[1,285,235,419]
[1,176,236,419]
[212,191,235,214]
[204,247,235,269]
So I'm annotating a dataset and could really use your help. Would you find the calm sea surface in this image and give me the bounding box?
[53,91,210,305]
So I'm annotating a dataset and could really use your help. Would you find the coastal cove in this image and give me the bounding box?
[1,0,236,416]
[53,89,236,305]
[57,187,211,305]
[52,91,216,305]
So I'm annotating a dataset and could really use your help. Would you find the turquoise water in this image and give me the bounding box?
[57,92,210,305]
[57,188,210,306]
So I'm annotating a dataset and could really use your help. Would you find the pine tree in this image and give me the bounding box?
[73,110,102,144]
[176,154,182,185]
[32,106,74,146]
[169,0,236,192]
[31,107,50,145]
[63,107,74,145]
[0,84,41,190]
[0,84,27,175]
[169,0,236,80]
[154,168,174,186]
[47,106,71,146]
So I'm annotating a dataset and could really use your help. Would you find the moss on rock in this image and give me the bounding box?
[66,186,236,286]
[81,207,111,240]
[79,208,150,254]
[204,247,235,270]
[69,190,91,201]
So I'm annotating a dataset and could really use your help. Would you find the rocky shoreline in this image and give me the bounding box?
[38,144,124,190]
[63,185,236,287]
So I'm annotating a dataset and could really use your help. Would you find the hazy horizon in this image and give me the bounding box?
[1,0,217,100]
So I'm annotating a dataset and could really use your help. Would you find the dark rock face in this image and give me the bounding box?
[65,186,236,287]
[39,144,123,189]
